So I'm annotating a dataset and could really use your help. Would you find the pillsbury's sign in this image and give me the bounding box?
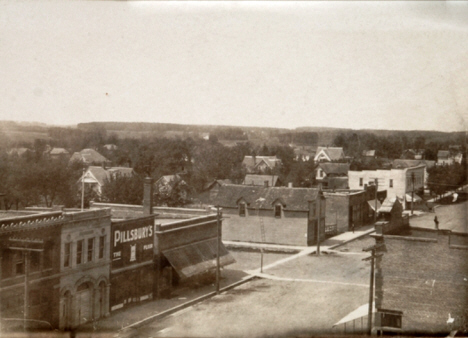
[111,220,154,270]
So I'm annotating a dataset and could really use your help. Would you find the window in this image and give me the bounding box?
[30,251,41,273]
[43,241,53,269]
[99,236,105,259]
[87,238,94,262]
[64,242,71,267]
[389,179,393,188]
[359,178,363,187]
[319,170,323,178]
[274,205,282,218]
[381,312,402,328]
[76,240,83,265]
[310,202,316,217]
[239,203,246,217]
[15,253,24,276]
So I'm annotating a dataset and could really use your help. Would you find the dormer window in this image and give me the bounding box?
[239,203,246,217]
[274,204,282,218]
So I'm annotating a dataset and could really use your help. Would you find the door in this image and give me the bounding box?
[77,283,92,325]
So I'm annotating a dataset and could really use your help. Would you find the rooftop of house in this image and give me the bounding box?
[243,174,279,187]
[318,162,350,175]
[362,150,375,157]
[8,147,32,156]
[242,156,282,169]
[70,148,109,164]
[315,146,345,161]
[437,150,451,159]
[84,166,134,186]
[392,159,436,169]
[49,147,69,155]
[212,184,318,211]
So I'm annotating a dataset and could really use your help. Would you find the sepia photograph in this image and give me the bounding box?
[0,1,467,337]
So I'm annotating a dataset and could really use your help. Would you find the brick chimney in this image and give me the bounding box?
[143,177,153,215]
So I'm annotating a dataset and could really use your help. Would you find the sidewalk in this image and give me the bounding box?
[78,269,250,333]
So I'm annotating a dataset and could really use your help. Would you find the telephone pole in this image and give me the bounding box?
[374,178,378,223]
[411,172,415,215]
[215,205,221,294]
[316,185,323,256]
[81,167,85,211]
[363,244,383,335]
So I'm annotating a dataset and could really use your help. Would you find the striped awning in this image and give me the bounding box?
[163,238,235,279]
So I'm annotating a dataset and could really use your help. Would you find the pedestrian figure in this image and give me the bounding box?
[351,222,355,233]
[434,216,439,230]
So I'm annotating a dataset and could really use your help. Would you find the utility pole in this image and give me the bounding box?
[411,172,415,215]
[363,244,383,335]
[81,167,85,211]
[215,205,221,294]
[316,185,323,256]
[374,178,378,223]
[23,251,29,332]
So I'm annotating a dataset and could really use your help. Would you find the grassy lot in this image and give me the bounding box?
[138,251,371,338]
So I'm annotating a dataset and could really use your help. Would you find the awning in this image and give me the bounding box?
[163,238,235,279]
[405,193,422,202]
[367,200,382,212]
[333,302,375,327]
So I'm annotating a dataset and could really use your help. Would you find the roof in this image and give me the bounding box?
[8,148,31,156]
[367,199,382,212]
[315,147,345,161]
[392,159,435,169]
[379,197,402,213]
[70,148,109,164]
[437,150,451,159]
[83,166,134,186]
[242,156,282,170]
[243,175,279,187]
[362,150,375,157]
[212,184,318,211]
[49,147,69,155]
[318,163,349,175]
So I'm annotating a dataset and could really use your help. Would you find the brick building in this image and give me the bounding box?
[323,187,375,234]
[372,218,468,335]
[210,185,326,246]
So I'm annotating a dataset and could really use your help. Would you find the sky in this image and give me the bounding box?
[1,1,467,132]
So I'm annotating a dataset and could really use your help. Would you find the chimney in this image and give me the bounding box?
[288,182,293,188]
[143,177,153,215]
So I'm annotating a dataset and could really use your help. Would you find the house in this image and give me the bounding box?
[362,150,376,158]
[242,156,282,174]
[69,148,110,165]
[314,147,345,162]
[197,179,234,205]
[371,216,468,335]
[437,150,452,165]
[78,166,135,196]
[48,147,70,159]
[155,174,187,194]
[7,147,33,157]
[323,186,375,234]
[293,146,316,162]
[243,174,281,187]
[0,209,112,330]
[103,144,118,151]
[348,165,425,209]
[210,184,326,246]
[401,149,425,160]
[392,159,435,187]
[316,163,349,188]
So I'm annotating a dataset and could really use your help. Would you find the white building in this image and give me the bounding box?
[348,165,425,209]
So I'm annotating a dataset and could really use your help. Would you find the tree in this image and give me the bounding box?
[101,174,143,205]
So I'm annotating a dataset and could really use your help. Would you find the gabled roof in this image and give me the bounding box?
[318,163,349,176]
[83,166,134,186]
[212,184,318,211]
[314,147,345,161]
[242,156,282,170]
[49,147,69,155]
[70,148,109,164]
[379,197,402,213]
[243,175,279,187]
[362,150,375,157]
[437,150,451,159]
[392,159,435,169]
